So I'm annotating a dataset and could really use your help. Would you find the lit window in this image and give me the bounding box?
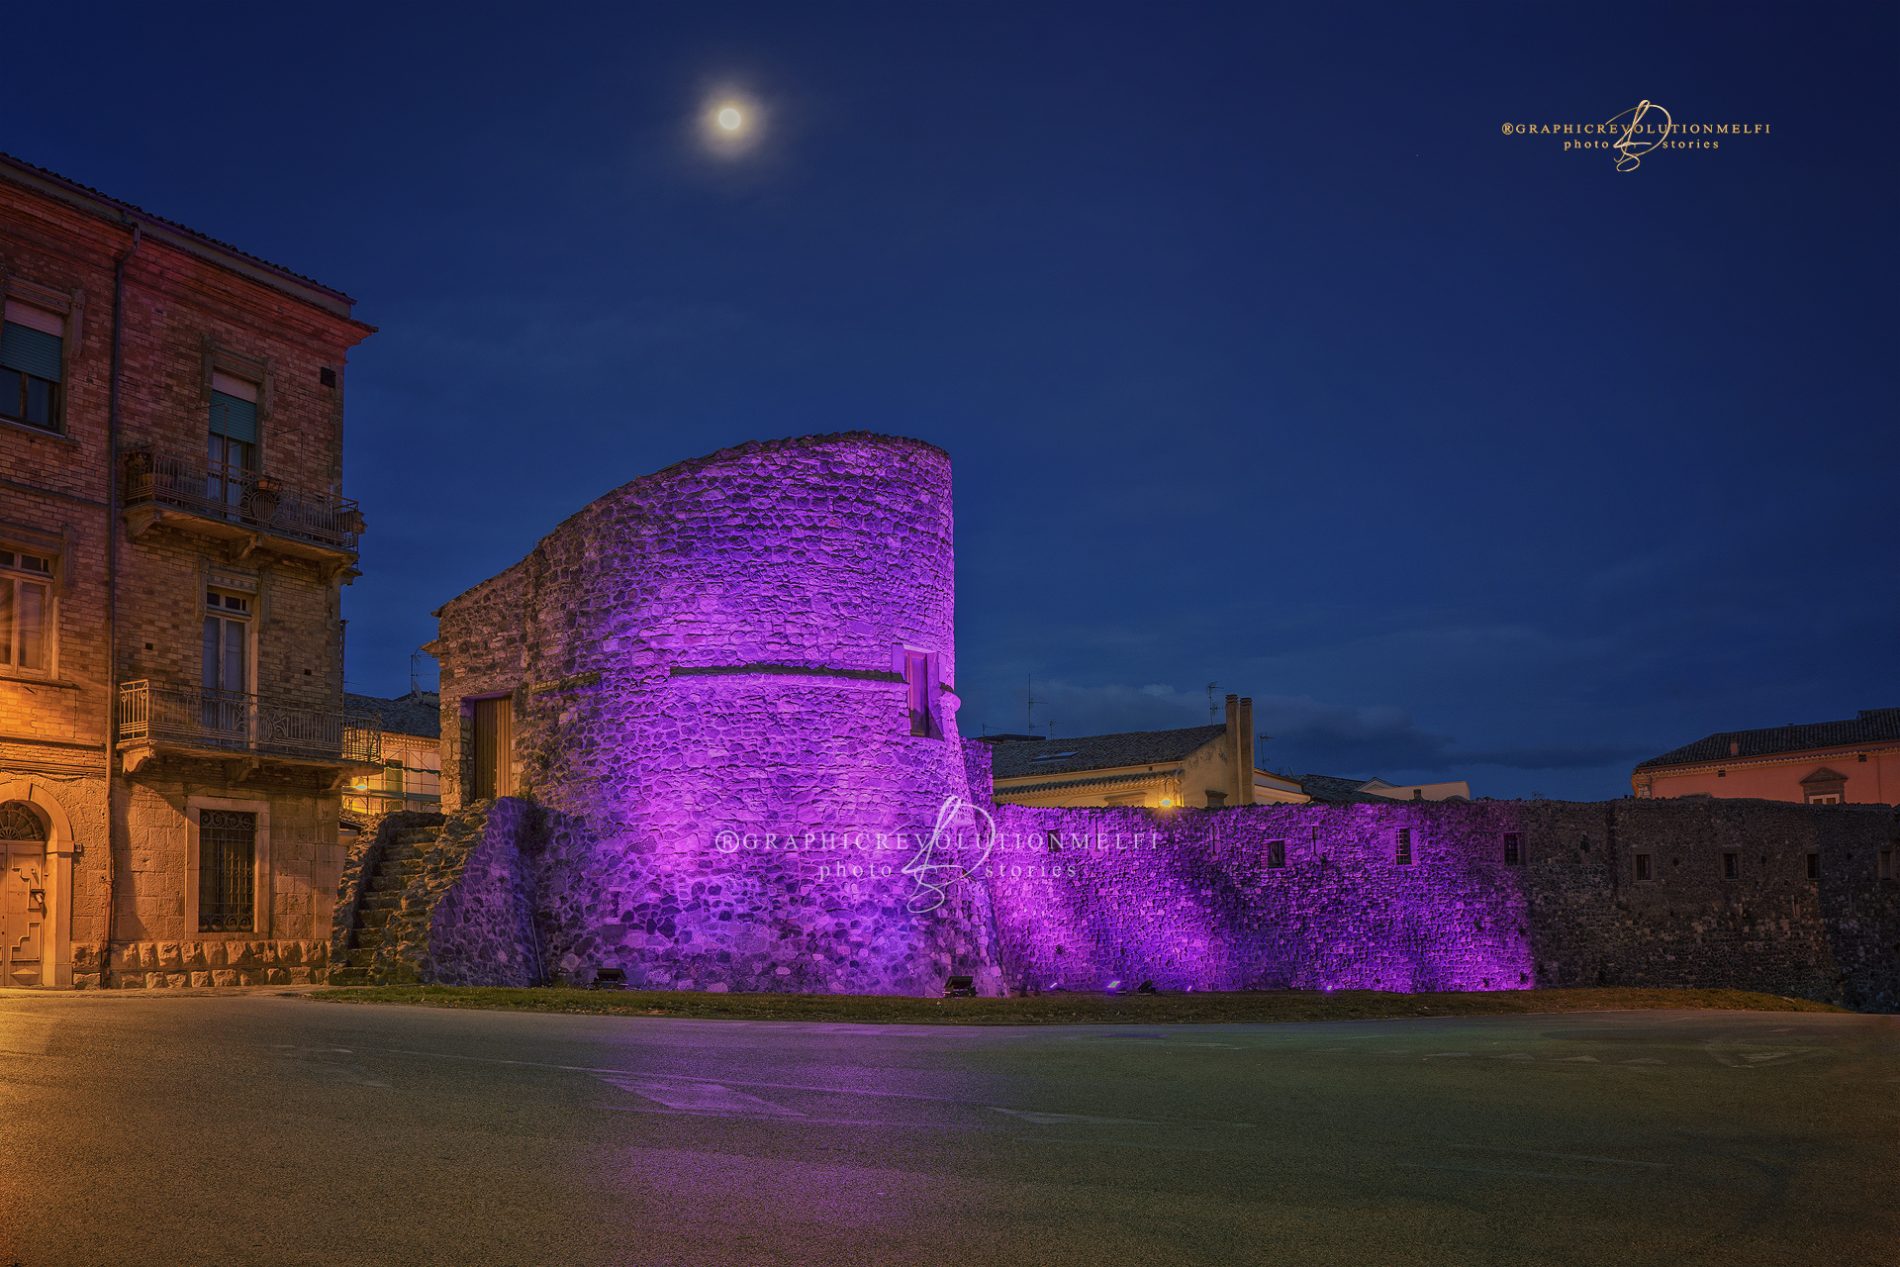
[0,300,64,432]
[0,549,54,675]
[1806,792,1842,806]
[1267,840,1286,869]
[1503,832,1523,866]
[1396,828,1413,866]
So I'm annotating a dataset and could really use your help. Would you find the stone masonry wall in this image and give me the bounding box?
[366,799,541,986]
[982,798,1900,1009]
[425,798,542,986]
[409,790,1898,1010]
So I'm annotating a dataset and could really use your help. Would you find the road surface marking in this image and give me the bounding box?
[381,1046,1254,1131]
[602,1075,804,1117]
[1399,1162,1636,1184]
[1452,1145,1667,1169]
[991,1108,1161,1127]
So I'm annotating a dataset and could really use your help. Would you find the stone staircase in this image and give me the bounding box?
[327,823,439,985]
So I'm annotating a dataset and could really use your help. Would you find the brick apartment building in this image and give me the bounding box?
[0,153,375,987]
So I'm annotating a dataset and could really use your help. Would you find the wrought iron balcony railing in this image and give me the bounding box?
[122,448,363,556]
[118,679,382,767]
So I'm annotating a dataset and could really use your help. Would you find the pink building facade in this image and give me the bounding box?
[1633,710,1900,806]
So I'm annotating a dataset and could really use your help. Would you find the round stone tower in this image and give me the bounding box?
[434,434,999,994]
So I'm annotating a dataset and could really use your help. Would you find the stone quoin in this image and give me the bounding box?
[401,434,1900,1008]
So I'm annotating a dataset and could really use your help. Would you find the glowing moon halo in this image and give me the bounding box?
[716,105,744,132]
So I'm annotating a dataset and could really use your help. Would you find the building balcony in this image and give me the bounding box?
[122,447,363,572]
[117,679,382,775]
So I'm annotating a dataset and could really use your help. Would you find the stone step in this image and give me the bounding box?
[360,891,404,910]
[358,906,395,930]
[351,931,384,952]
[345,948,379,967]
[327,967,370,986]
[382,844,420,861]
[369,870,422,893]
[396,829,440,844]
[370,866,423,888]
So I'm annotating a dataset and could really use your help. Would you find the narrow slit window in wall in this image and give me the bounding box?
[903,649,934,737]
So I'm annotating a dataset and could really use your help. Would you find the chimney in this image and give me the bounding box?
[1237,696,1255,805]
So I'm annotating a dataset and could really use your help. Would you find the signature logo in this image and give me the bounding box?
[901,795,996,913]
[1606,100,1674,172]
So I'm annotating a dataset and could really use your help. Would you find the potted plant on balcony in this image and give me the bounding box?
[250,475,282,525]
[123,448,153,495]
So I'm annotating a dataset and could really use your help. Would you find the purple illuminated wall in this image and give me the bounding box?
[983,801,1536,993]
[427,434,1900,1007]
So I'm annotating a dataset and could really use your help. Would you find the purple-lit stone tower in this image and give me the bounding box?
[434,434,1000,993]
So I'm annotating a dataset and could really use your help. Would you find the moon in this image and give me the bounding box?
[716,105,744,132]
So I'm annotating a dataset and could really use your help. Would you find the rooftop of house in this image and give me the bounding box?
[988,724,1228,780]
[346,689,441,740]
[1636,708,1900,772]
[0,150,363,319]
[1288,772,1399,805]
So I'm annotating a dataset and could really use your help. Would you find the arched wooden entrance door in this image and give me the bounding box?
[0,799,50,987]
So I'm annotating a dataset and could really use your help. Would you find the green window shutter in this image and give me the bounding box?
[0,322,62,382]
[209,390,259,443]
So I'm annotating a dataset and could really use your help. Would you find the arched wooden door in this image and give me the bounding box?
[0,800,49,987]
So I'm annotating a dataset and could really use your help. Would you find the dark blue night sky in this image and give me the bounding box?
[12,3,1895,797]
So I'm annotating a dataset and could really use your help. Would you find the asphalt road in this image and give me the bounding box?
[0,994,1893,1267]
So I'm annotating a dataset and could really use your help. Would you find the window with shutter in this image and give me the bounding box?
[0,300,64,432]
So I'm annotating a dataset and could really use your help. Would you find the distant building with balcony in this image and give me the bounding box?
[340,688,442,828]
[0,152,373,987]
[1633,708,1900,805]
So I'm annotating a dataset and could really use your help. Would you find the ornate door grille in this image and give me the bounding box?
[0,801,46,841]
[199,810,256,932]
